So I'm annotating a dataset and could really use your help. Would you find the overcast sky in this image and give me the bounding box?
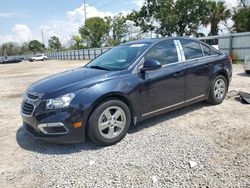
[0,0,239,45]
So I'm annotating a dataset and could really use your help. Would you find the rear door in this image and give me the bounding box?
[179,39,213,101]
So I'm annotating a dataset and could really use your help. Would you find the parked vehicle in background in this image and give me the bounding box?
[29,54,48,62]
[21,37,232,146]
[244,56,250,74]
[0,57,22,64]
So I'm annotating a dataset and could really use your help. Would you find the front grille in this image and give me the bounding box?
[27,93,39,100]
[22,102,35,116]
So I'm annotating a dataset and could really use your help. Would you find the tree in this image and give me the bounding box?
[239,0,249,8]
[20,42,32,55]
[79,17,110,48]
[0,42,21,56]
[28,40,45,53]
[127,3,157,35]
[70,35,84,49]
[232,2,250,32]
[128,0,208,37]
[108,14,128,45]
[202,1,231,36]
[48,36,61,51]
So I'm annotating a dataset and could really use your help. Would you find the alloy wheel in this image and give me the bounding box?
[214,78,226,100]
[98,106,126,140]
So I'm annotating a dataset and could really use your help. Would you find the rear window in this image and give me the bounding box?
[180,40,203,60]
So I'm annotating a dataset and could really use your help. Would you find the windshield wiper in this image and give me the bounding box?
[88,65,111,71]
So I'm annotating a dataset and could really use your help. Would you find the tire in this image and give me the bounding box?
[246,70,250,74]
[207,75,228,105]
[87,99,131,146]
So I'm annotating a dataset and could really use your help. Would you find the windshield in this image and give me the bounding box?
[86,44,149,71]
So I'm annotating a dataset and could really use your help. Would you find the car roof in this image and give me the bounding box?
[122,37,201,45]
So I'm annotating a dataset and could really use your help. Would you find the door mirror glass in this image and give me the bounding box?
[140,59,162,72]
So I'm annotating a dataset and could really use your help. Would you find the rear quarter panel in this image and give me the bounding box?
[210,54,232,84]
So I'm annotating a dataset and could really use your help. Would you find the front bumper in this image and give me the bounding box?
[21,109,86,144]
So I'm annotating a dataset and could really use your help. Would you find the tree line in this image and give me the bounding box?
[1,0,250,56]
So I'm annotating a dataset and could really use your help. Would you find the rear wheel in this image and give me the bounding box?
[207,75,228,105]
[246,70,250,74]
[87,99,131,146]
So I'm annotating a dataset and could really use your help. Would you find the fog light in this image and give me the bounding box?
[38,122,69,135]
[72,122,82,128]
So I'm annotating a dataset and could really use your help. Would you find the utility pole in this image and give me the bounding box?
[41,29,45,46]
[84,0,87,23]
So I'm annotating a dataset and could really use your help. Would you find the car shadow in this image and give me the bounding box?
[16,127,102,155]
[237,72,250,77]
[16,101,209,155]
[128,101,209,134]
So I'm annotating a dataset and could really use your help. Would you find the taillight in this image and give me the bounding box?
[228,55,232,64]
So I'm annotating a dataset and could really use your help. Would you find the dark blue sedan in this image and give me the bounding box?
[21,37,232,146]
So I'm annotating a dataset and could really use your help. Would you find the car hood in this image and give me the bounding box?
[28,67,119,98]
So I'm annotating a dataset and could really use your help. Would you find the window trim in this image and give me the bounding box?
[175,40,186,62]
[200,43,205,56]
[174,40,183,62]
[182,54,219,63]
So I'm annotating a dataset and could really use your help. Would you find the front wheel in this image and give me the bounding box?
[87,99,131,146]
[246,70,250,74]
[207,75,228,105]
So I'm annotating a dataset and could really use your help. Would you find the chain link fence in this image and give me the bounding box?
[46,47,112,60]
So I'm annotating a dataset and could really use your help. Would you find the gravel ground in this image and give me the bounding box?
[0,60,249,187]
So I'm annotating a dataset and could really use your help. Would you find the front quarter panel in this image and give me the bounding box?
[72,71,141,124]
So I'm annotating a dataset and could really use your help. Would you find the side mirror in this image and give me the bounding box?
[140,59,162,72]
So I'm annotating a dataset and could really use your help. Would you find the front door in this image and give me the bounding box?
[138,40,185,117]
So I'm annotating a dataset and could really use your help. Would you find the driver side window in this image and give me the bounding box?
[145,40,178,65]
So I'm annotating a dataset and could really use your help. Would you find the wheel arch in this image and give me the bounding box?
[212,70,229,90]
[86,92,135,127]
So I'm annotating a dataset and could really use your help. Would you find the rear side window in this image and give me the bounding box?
[202,44,219,56]
[145,40,178,65]
[180,40,203,60]
[202,44,212,56]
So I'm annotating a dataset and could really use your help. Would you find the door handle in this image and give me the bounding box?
[174,72,184,78]
[204,64,209,68]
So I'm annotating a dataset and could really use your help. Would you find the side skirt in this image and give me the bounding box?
[135,94,207,124]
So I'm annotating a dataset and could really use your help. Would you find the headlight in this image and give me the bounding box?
[46,93,75,110]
